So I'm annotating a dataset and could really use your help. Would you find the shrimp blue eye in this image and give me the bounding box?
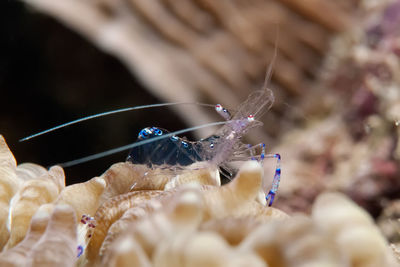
[210,143,214,149]
[138,130,146,139]
[170,136,179,141]
[181,141,188,148]
[138,128,152,139]
[153,128,162,135]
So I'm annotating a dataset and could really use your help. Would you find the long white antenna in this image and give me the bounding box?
[20,102,215,142]
[263,29,279,91]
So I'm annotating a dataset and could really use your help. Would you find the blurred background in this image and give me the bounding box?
[1,0,400,237]
[1,0,195,184]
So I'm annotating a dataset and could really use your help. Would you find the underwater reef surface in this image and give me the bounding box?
[0,135,398,266]
[2,0,400,265]
[267,0,400,219]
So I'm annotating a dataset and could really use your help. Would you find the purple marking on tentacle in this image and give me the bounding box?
[77,245,84,258]
[80,214,97,238]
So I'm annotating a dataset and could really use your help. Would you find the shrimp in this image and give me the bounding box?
[124,49,281,206]
[208,87,281,206]
[20,57,281,206]
[124,85,281,206]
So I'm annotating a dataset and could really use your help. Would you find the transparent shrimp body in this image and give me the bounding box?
[126,115,262,168]
[208,88,281,206]
[127,127,204,167]
[126,87,281,206]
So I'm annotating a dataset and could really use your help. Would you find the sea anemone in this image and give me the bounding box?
[0,135,397,266]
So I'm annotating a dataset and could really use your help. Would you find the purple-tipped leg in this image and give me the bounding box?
[266,190,275,206]
[236,147,281,206]
[264,153,281,206]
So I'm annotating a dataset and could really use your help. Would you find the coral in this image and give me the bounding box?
[258,0,400,217]
[312,193,390,267]
[56,175,106,222]
[240,193,398,267]
[4,165,65,249]
[0,204,53,266]
[2,0,400,266]
[0,204,77,267]
[0,135,399,266]
[26,204,77,267]
[153,231,266,267]
[0,135,20,249]
[85,190,167,264]
[378,199,400,262]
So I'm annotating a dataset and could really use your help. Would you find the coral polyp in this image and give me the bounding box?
[0,135,397,266]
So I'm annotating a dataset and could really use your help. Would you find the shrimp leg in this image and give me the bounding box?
[264,153,281,206]
[229,143,281,206]
[242,145,281,206]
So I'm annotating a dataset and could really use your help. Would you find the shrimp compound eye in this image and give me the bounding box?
[138,129,148,139]
[153,128,163,135]
[181,141,189,148]
[138,127,152,139]
[170,136,179,142]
